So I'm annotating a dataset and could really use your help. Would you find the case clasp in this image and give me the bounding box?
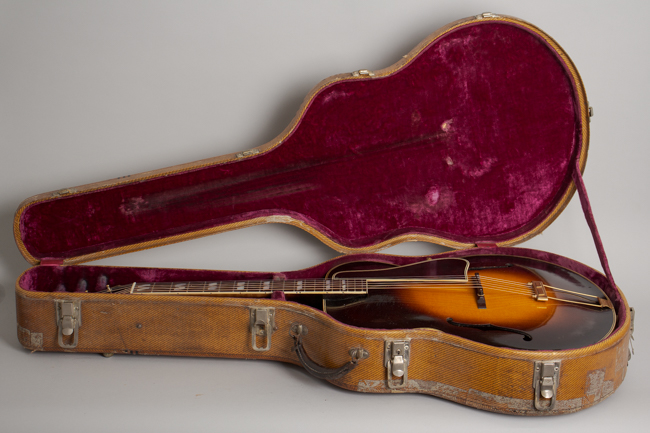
[533,360,560,410]
[250,307,275,351]
[384,340,410,389]
[56,300,81,349]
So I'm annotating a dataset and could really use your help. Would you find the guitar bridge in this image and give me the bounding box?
[531,281,548,301]
[474,273,486,309]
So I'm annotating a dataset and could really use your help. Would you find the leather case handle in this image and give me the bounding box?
[290,324,368,380]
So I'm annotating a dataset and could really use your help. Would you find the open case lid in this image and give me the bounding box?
[14,14,594,266]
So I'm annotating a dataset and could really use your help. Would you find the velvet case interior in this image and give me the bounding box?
[16,19,585,264]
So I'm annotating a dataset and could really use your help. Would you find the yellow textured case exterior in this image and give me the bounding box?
[15,269,631,415]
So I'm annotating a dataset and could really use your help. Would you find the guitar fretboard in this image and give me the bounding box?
[107,279,372,295]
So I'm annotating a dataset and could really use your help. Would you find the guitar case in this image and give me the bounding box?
[13,14,632,415]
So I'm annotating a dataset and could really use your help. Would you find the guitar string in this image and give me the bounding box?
[113,288,535,301]
[113,278,539,294]
[108,285,594,308]
[116,286,610,309]
[131,283,534,296]
[120,275,526,290]
[112,277,528,292]
[106,274,601,301]
[110,279,547,298]
[104,276,608,308]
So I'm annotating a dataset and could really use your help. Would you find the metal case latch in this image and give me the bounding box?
[384,340,410,389]
[250,307,275,351]
[56,300,81,349]
[533,361,560,410]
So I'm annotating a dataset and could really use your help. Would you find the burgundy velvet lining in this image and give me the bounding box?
[18,21,581,260]
[19,247,625,337]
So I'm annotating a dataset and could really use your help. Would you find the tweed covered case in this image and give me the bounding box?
[13,14,631,415]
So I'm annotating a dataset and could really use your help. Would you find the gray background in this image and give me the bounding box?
[1,1,648,432]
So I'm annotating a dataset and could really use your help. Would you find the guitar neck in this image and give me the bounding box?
[107,279,370,296]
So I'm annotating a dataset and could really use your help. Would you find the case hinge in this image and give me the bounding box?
[41,258,64,266]
[533,360,560,410]
[384,340,410,389]
[249,307,275,351]
[55,300,81,349]
[629,307,635,362]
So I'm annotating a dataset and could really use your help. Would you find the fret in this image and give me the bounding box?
[134,283,151,293]
[172,282,187,292]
